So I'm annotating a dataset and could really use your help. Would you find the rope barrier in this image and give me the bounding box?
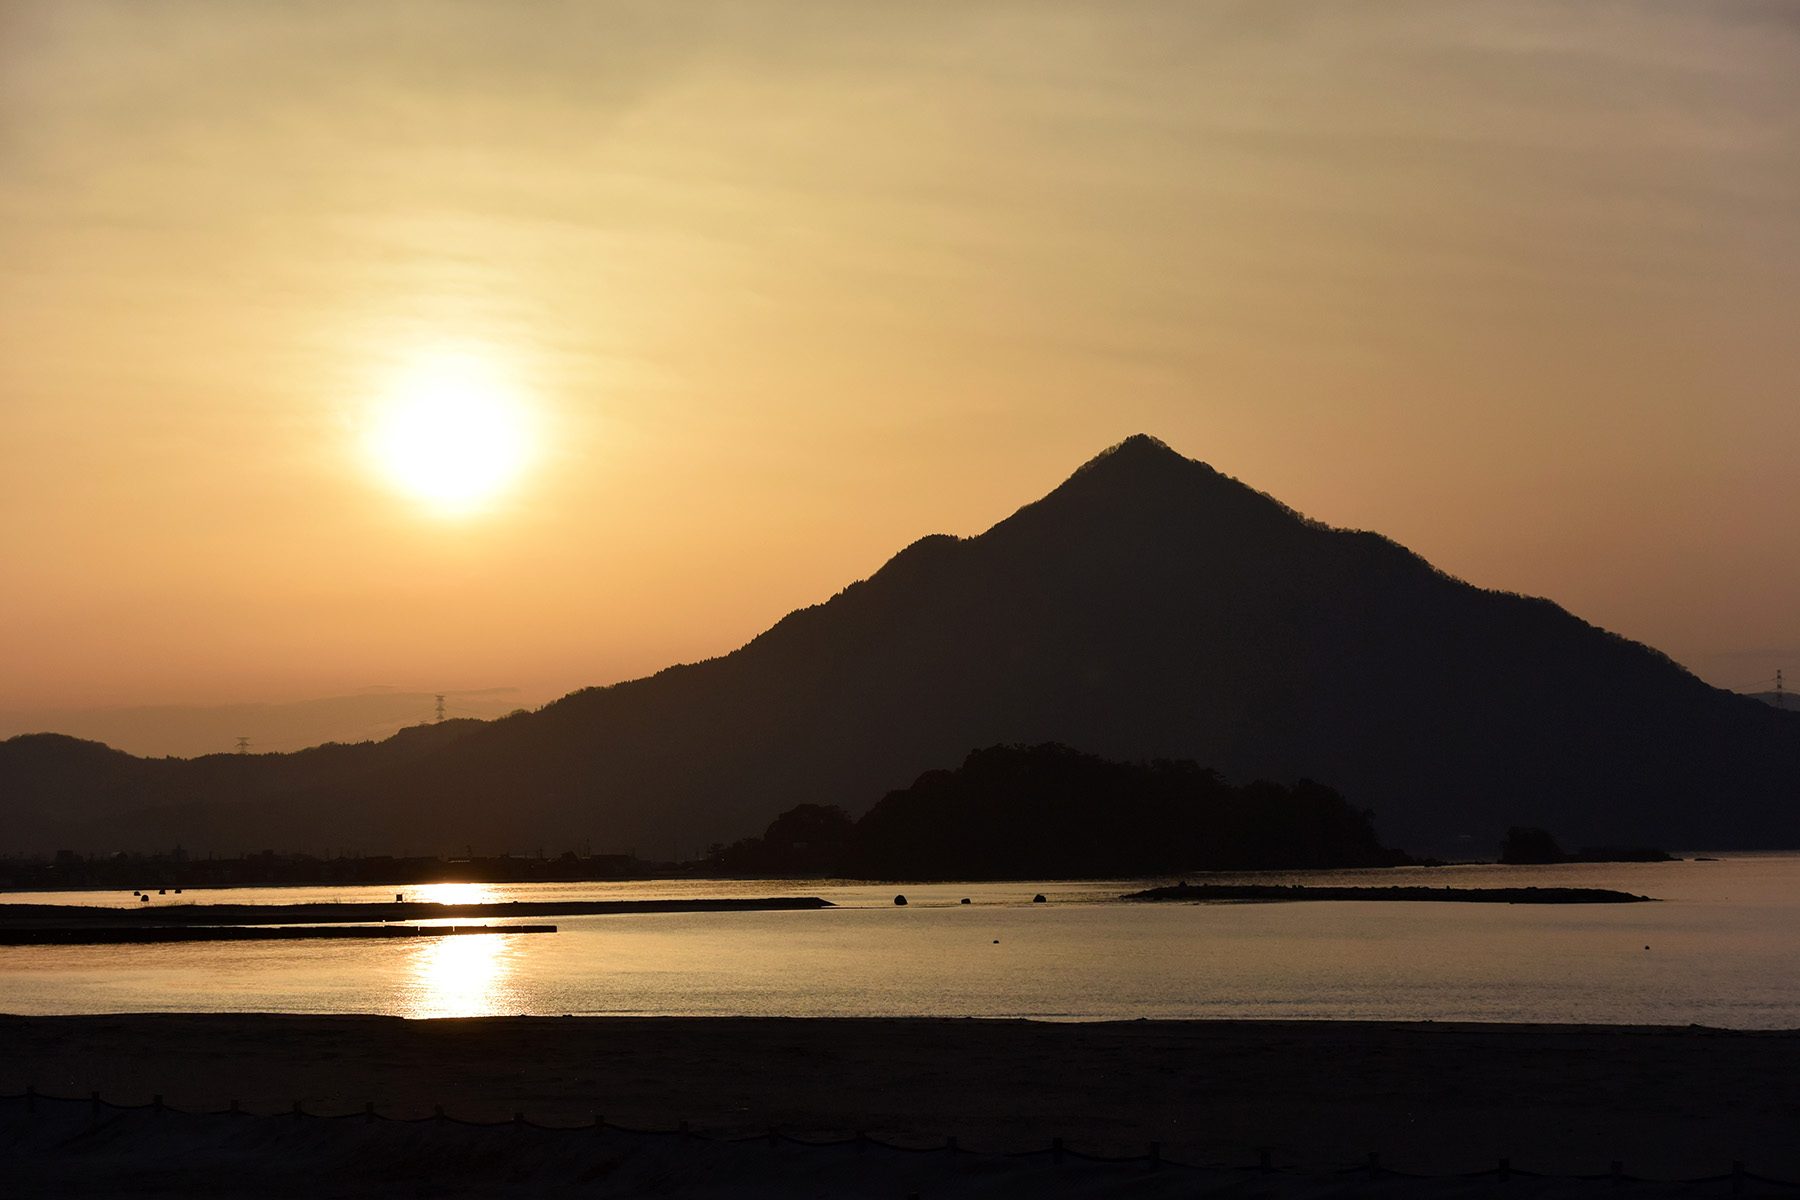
[8,1087,1800,1186]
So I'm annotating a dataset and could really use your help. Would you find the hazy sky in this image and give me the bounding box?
[2,0,1796,719]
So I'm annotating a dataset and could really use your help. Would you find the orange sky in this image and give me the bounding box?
[2,1,1796,722]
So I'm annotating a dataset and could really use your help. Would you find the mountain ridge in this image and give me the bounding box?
[3,435,1794,858]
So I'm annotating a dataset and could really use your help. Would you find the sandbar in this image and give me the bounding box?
[0,896,832,927]
[0,923,556,945]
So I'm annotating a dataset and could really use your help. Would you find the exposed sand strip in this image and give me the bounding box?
[0,896,832,927]
[0,924,556,945]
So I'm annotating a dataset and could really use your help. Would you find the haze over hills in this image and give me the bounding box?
[3,436,1796,860]
[0,689,532,760]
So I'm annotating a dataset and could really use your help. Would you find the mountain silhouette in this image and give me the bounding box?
[5,435,1796,858]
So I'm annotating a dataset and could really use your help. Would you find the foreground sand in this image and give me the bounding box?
[6,1014,1798,1193]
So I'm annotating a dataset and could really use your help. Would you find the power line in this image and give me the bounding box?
[1731,671,1787,696]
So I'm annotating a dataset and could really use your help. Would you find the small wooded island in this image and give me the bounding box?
[711,743,1407,879]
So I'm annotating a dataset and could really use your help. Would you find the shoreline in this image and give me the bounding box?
[7,1012,1797,1181]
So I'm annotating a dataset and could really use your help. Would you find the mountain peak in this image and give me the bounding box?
[1070,433,1184,478]
[1008,432,1296,542]
[1045,432,1218,507]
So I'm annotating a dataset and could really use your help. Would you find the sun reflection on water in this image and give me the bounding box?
[404,932,515,1019]
[396,883,517,1017]
[408,882,502,907]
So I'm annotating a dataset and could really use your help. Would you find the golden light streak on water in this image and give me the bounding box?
[405,931,513,1020]
[408,882,502,907]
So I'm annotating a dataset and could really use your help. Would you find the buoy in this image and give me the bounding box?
[960,898,971,905]
[894,894,908,906]
[1032,894,1046,903]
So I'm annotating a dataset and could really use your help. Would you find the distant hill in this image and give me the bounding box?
[3,435,1796,859]
[0,689,531,759]
[0,722,489,857]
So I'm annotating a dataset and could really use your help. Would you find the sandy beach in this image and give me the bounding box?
[6,1014,1797,1194]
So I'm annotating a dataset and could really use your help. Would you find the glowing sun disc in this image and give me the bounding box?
[370,353,532,511]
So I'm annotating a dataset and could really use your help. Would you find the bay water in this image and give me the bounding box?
[3,854,1797,1027]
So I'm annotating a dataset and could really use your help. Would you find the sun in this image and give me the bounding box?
[369,351,533,513]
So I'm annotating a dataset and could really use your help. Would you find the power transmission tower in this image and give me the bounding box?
[235,737,250,755]
[435,694,446,722]
[1778,670,1786,710]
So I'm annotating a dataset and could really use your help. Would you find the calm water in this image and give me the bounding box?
[4,856,1798,1027]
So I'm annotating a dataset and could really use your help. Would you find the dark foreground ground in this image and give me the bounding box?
[4,1015,1797,1197]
